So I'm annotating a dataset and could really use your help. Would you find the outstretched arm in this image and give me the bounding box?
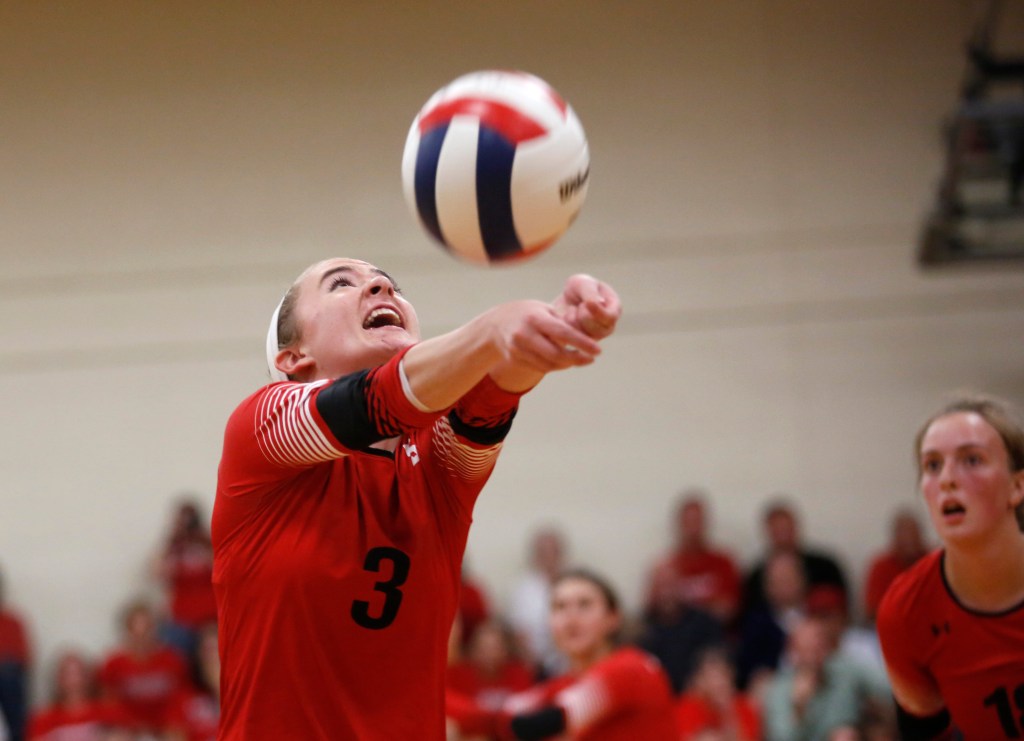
[402,296,605,409]
[487,274,623,392]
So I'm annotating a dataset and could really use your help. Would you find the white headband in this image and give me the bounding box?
[265,297,289,383]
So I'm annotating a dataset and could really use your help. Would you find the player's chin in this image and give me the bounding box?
[369,332,416,358]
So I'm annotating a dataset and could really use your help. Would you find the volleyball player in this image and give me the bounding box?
[495,569,677,740]
[212,258,620,740]
[876,397,1024,739]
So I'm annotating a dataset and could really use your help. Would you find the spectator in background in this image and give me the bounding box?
[445,612,502,741]
[164,622,219,741]
[675,647,761,741]
[498,569,678,739]
[447,619,534,714]
[862,508,929,623]
[736,550,808,691]
[644,490,741,626]
[806,586,888,683]
[0,567,30,741]
[99,599,188,737]
[154,498,217,659]
[806,586,896,740]
[458,562,492,652]
[28,650,132,740]
[762,617,890,741]
[637,560,726,695]
[740,499,849,623]
[507,526,569,678]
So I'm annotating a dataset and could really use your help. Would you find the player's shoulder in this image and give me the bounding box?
[877,549,944,626]
[597,647,675,704]
[228,380,330,418]
[604,646,669,681]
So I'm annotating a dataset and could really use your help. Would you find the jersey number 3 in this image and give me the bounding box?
[351,546,411,630]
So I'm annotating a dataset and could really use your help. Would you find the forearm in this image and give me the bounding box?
[401,312,503,411]
[488,360,544,393]
[402,300,600,406]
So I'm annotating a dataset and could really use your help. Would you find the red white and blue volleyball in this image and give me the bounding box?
[402,70,590,265]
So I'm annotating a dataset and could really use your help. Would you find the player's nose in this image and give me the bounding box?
[365,274,394,297]
[937,462,958,490]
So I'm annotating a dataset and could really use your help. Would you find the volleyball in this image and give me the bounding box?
[401,70,590,265]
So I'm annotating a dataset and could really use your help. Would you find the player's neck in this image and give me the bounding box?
[944,530,1024,612]
[568,642,613,674]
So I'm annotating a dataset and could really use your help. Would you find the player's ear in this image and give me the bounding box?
[276,347,314,380]
[1010,469,1024,508]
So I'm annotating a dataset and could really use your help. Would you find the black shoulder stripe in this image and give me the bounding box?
[315,370,387,450]
[448,407,517,446]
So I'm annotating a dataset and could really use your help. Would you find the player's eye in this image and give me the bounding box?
[964,453,982,467]
[921,457,942,474]
[329,275,354,291]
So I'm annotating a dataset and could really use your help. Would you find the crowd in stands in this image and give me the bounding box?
[0,489,931,740]
[0,497,219,741]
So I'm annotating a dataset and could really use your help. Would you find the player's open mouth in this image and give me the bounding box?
[941,501,966,517]
[363,307,404,330]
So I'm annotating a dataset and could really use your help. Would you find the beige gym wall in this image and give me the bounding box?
[2,0,1024,686]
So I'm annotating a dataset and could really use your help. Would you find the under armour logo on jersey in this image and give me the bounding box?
[403,442,420,465]
[930,621,951,637]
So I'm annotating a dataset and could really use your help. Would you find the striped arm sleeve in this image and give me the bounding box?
[554,676,612,734]
[253,380,345,467]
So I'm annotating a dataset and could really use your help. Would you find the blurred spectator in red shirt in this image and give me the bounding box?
[28,649,133,740]
[447,619,535,712]
[0,565,31,741]
[645,490,741,625]
[459,561,492,651]
[862,508,928,622]
[675,647,761,741]
[98,599,189,736]
[165,622,219,741]
[155,498,217,658]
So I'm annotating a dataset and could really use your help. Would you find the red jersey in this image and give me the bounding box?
[97,647,188,732]
[0,609,30,664]
[165,540,218,627]
[165,688,218,741]
[213,351,521,740]
[446,659,535,710]
[28,701,135,741]
[863,549,922,620]
[648,549,740,616]
[877,548,1024,738]
[505,647,677,740]
[459,576,492,646]
[674,693,761,740]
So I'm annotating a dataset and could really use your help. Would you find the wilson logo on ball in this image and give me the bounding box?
[402,70,590,265]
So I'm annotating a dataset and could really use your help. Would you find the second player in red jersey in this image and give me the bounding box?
[473,569,677,740]
[877,397,1024,740]
[214,258,620,740]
